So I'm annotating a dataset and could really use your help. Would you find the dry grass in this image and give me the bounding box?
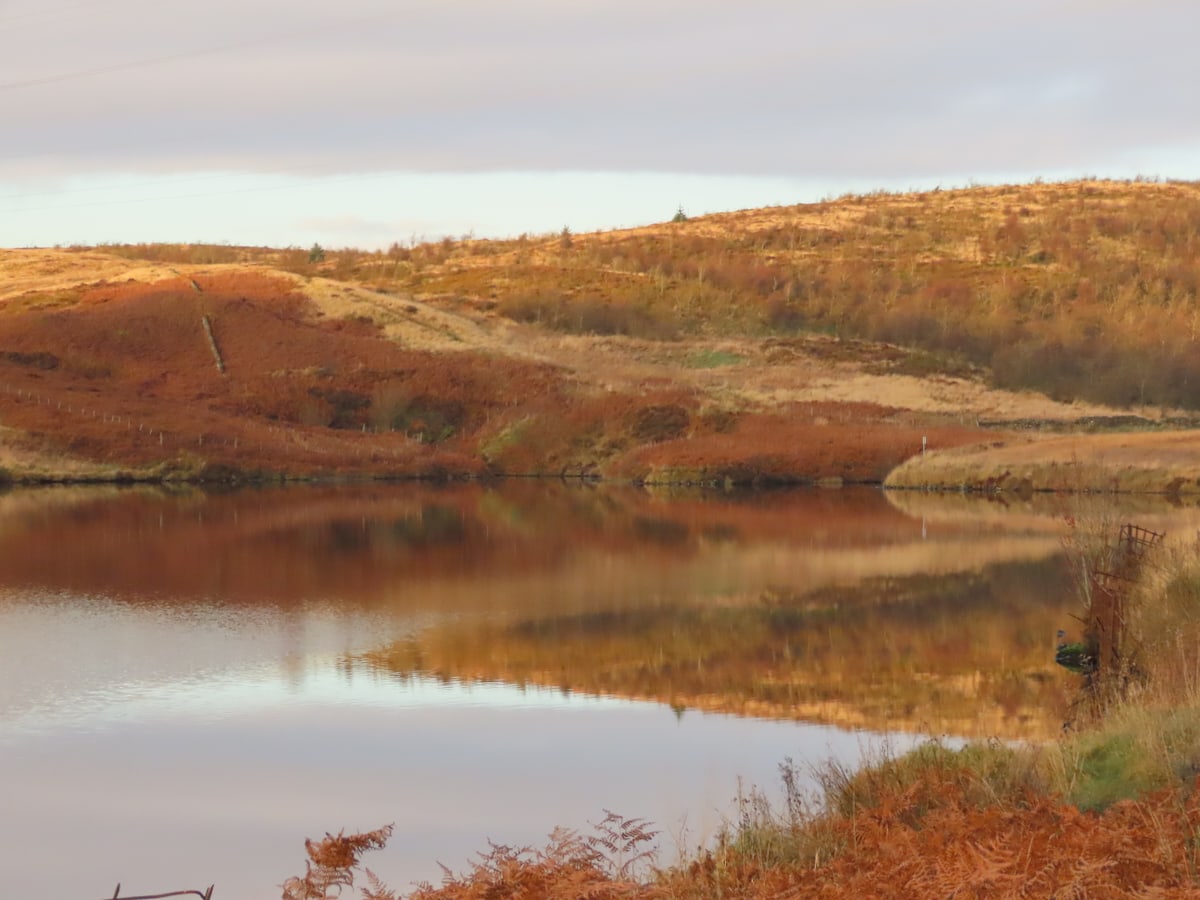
[287,743,1200,899]
[368,178,1200,411]
[281,824,395,900]
[888,430,1200,494]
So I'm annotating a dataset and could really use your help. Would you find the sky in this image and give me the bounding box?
[2,0,1199,249]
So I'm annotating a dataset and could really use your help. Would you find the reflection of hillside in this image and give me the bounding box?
[0,484,1048,610]
[363,558,1076,741]
[0,483,1088,738]
[883,489,1074,530]
[884,489,1200,546]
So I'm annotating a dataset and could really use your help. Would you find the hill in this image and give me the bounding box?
[2,178,1200,486]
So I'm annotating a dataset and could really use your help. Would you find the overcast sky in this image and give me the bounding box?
[2,0,1198,248]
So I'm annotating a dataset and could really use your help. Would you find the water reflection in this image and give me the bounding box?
[361,556,1076,741]
[2,482,1189,896]
[0,482,1084,742]
[0,481,1063,609]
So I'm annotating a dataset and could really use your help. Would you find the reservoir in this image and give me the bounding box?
[2,482,1171,897]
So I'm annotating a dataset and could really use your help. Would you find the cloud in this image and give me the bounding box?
[3,0,1198,180]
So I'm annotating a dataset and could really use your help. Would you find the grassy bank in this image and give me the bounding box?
[283,517,1200,898]
[886,429,1200,496]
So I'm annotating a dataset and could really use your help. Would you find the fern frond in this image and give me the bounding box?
[281,824,395,900]
[360,868,398,900]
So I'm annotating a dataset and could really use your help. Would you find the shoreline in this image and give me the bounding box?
[7,436,1200,494]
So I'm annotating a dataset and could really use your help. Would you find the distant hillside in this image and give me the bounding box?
[0,250,997,484]
[5,179,1200,486]
[101,177,1198,411]
[442,178,1200,410]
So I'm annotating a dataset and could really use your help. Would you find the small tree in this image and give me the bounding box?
[671,205,688,223]
[308,243,326,264]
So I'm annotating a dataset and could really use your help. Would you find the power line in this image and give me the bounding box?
[0,8,398,92]
[0,171,258,203]
[0,170,411,215]
[0,0,154,24]
[0,161,417,204]
[1,42,256,92]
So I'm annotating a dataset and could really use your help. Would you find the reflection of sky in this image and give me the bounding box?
[1,657,641,741]
[0,591,926,898]
[0,590,394,733]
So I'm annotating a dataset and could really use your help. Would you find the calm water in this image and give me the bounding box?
[2,483,1190,898]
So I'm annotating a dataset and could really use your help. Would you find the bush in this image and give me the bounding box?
[497,292,678,340]
[630,405,690,443]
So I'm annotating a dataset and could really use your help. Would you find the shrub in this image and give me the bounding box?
[307,388,370,429]
[630,405,690,443]
[370,384,464,443]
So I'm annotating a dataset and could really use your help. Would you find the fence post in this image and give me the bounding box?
[201,316,226,374]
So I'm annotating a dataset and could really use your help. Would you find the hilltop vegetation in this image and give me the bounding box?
[399,178,1200,411]
[4,178,1200,486]
[104,177,1200,409]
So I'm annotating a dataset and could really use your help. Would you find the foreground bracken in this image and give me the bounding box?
[287,754,1200,899]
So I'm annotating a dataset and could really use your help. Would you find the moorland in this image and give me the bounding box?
[6,177,1200,490]
[14,178,1200,897]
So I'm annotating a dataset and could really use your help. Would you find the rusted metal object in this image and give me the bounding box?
[101,885,214,900]
[1083,523,1164,681]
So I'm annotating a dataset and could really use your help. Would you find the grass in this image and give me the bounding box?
[18,180,1200,892]
[886,430,1200,494]
[1056,718,1170,811]
[684,349,744,369]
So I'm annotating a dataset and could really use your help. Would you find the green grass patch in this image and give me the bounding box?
[479,416,535,464]
[819,740,1047,821]
[1057,705,1200,811]
[685,349,744,368]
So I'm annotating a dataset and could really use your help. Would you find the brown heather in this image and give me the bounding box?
[11,179,1200,486]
